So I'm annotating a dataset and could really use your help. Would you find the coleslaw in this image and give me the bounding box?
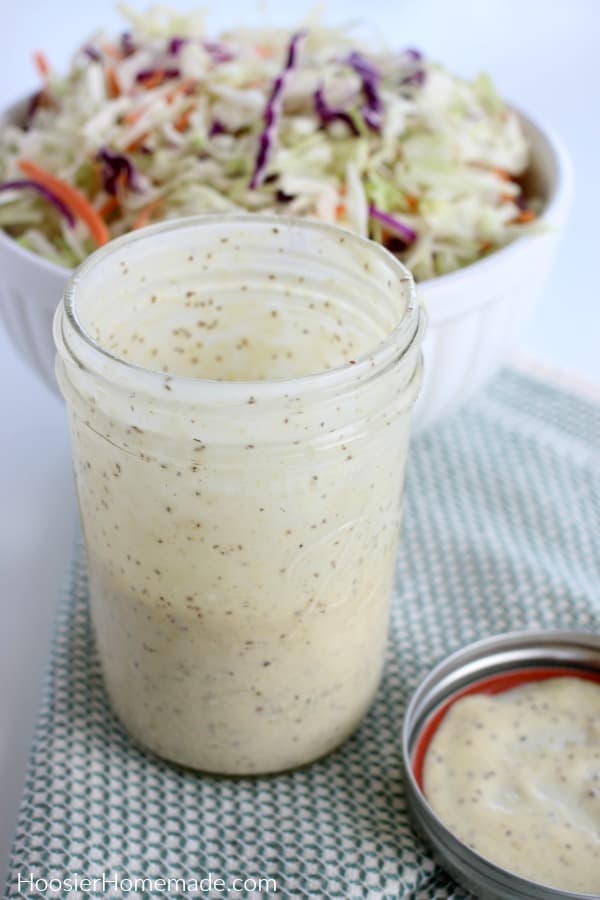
[0,6,540,280]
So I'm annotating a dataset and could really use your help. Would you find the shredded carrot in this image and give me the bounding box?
[174,105,197,132]
[405,193,419,213]
[500,193,515,204]
[33,51,50,79]
[256,45,276,59]
[90,161,102,193]
[126,132,149,153]
[18,159,109,246]
[141,70,167,91]
[493,167,512,182]
[97,174,128,218]
[101,43,123,61]
[334,185,348,219]
[124,109,144,126]
[106,67,121,99]
[98,196,119,218]
[132,199,162,230]
[166,79,196,104]
[514,208,536,224]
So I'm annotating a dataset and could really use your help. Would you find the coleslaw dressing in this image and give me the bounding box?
[55,217,424,774]
[423,676,600,893]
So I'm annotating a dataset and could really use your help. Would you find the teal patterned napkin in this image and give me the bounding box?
[6,370,600,899]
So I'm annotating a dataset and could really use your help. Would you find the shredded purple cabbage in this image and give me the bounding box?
[361,107,382,130]
[276,189,295,203]
[121,32,136,58]
[401,69,425,87]
[362,78,383,116]
[209,119,227,137]
[314,87,359,136]
[169,36,236,63]
[96,149,142,196]
[203,41,235,64]
[23,89,56,130]
[249,31,307,190]
[345,50,380,83]
[0,179,75,227]
[24,91,43,128]
[168,37,188,55]
[368,204,417,246]
[399,48,426,87]
[83,45,102,62]
[345,50,383,131]
[135,68,181,84]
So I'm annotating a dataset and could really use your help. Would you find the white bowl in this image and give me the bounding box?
[0,98,572,428]
[414,111,573,429]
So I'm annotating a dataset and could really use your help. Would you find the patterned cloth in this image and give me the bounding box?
[5,370,600,900]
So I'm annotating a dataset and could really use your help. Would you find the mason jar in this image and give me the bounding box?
[54,214,425,775]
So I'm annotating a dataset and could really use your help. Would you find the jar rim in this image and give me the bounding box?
[57,213,424,404]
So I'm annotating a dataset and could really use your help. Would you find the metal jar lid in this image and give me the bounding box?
[402,629,600,900]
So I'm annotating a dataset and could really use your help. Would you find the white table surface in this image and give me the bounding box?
[1,0,599,890]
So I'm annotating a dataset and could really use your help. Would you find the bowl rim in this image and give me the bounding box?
[0,96,574,291]
[421,104,574,297]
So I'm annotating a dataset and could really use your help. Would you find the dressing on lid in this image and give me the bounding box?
[423,676,600,894]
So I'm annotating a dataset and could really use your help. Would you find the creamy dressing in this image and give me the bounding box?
[423,676,600,893]
[56,217,423,774]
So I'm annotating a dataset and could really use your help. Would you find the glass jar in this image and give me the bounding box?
[54,215,425,775]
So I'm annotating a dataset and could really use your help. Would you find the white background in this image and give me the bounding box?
[0,0,598,889]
